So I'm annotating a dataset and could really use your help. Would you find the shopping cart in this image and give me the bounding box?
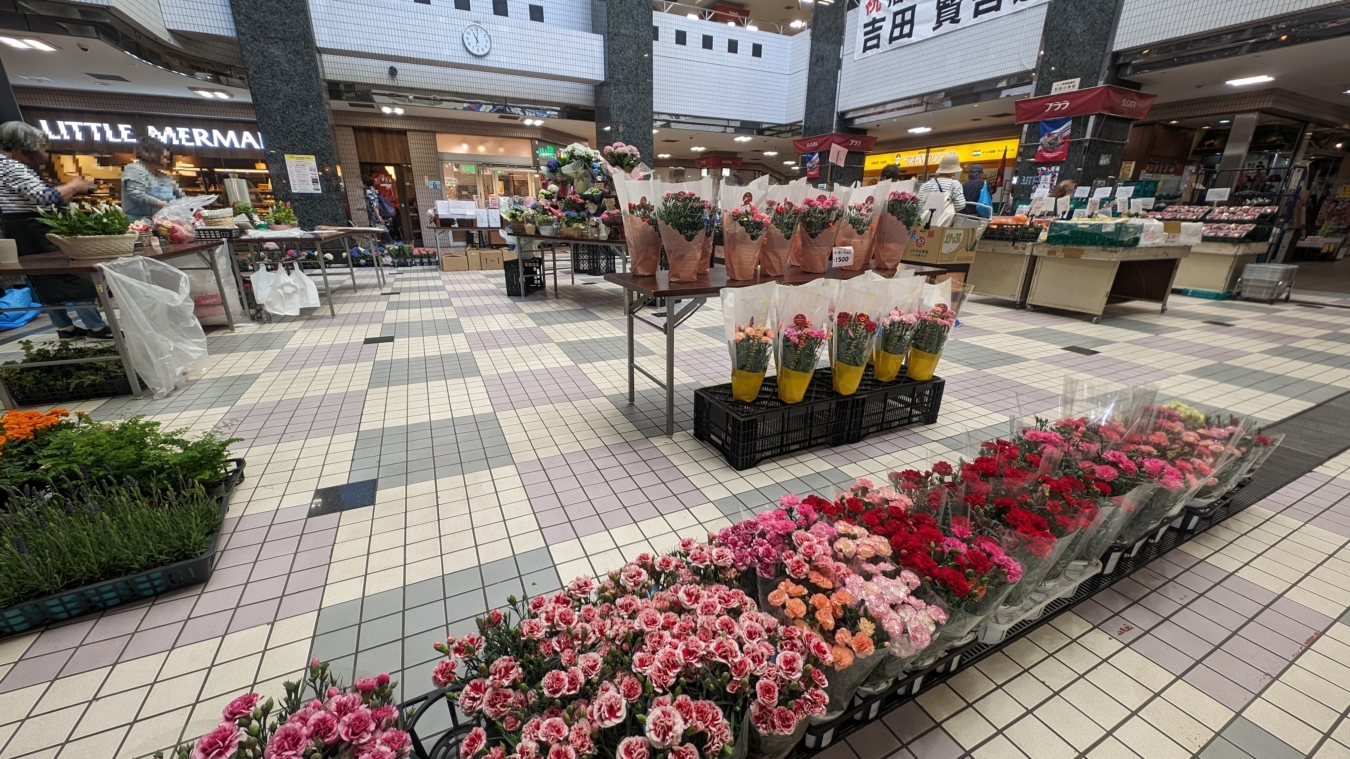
[1234,263,1297,304]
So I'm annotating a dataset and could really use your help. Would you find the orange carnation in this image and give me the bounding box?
[831,645,854,670]
[784,598,807,619]
[851,634,875,656]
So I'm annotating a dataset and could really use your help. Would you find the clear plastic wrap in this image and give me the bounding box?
[722,282,777,402]
[612,175,661,276]
[720,177,771,280]
[96,256,208,400]
[790,186,847,274]
[829,279,880,395]
[906,280,967,381]
[774,279,836,403]
[761,182,798,277]
[865,275,924,382]
[833,184,883,271]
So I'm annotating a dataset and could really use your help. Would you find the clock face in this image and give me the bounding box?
[463,24,491,57]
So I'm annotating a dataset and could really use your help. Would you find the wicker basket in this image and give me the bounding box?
[46,233,138,260]
[200,208,234,220]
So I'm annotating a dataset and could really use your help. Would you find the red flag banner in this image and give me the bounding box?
[792,133,877,155]
[1015,86,1157,124]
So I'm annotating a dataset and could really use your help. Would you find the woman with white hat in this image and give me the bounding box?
[918,152,967,213]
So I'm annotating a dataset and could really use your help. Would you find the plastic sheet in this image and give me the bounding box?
[829,279,881,395]
[833,184,883,271]
[611,175,661,276]
[722,282,777,402]
[774,279,836,403]
[95,256,207,400]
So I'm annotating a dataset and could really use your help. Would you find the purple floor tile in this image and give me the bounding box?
[0,651,74,693]
[278,588,324,619]
[1203,649,1273,692]
[141,597,197,630]
[1221,635,1291,680]
[1131,633,1196,675]
[1270,596,1334,631]
[1105,616,1145,643]
[60,635,129,677]
[228,599,281,633]
[83,609,148,644]
[1239,622,1309,660]
[25,620,96,657]
[179,611,233,646]
[119,622,184,661]
[285,566,329,595]
[1150,620,1215,660]
[1255,608,1319,644]
[240,577,288,606]
[1185,664,1254,712]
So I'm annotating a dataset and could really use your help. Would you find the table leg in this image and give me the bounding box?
[344,236,359,292]
[553,244,559,296]
[627,288,635,406]
[665,296,676,437]
[227,241,251,322]
[570,244,575,287]
[199,245,236,331]
[516,250,526,298]
[316,248,336,317]
[93,271,142,397]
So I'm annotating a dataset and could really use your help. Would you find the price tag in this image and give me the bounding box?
[1031,188,1050,199]
[1139,197,1156,209]
[1071,209,1088,219]
[1091,187,1112,199]
[1073,186,1091,198]
[1015,204,1031,216]
[1129,198,1147,214]
[1205,187,1231,202]
[1115,185,1136,199]
[831,246,854,267]
[1056,196,1072,216]
[1086,198,1101,216]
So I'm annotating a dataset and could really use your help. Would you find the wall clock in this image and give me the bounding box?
[463,23,491,57]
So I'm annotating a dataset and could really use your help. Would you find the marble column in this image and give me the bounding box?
[228,0,347,226]
[593,0,653,162]
[801,0,862,186]
[1013,0,1131,197]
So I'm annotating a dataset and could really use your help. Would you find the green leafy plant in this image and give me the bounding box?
[231,201,255,217]
[0,477,223,608]
[655,191,710,241]
[30,416,240,491]
[266,202,297,225]
[37,204,132,237]
[0,340,128,401]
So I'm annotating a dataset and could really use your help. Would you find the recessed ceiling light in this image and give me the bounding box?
[381,106,392,113]
[212,91,232,99]
[1169,120,1179,124]
[1336,143,1344,149]
[22,39,55,51]
[603,125,612,131]
[652,128,659,133]
[763,151,778,156]
[726,21,736,26]
[0,38,29,49]
[194,89,218,98]
[657,153,671,158]
[789,19,804,28]
[734,136,752,142]
[1202,126,1211,129]
[1226,75,1273,86]
[908,126,932,134]
[783,160,795,165]
[393,107,404,115]
[1218,119,1230,124]
[690,146,706,152]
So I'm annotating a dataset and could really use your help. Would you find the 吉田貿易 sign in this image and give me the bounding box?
[854,0,1050,60]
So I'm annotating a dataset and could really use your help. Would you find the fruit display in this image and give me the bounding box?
[1149,205,1209,221]
[1201,223,1256,240]
[1207,206,1276,221]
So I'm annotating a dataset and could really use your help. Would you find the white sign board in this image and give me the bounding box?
[854,0,1051,61]
[284,154,321,194]
[1050,78,1081,94]
[1205,187,1232,202]
[832,247,855,267]
[1073,186,1091,198]
[1091,187,1112,199]
[1114,185,1136,200]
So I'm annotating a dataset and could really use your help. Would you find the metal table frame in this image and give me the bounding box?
[228,228,386,318]
[513,235,628,298]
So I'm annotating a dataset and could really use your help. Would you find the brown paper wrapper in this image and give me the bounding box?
[833,221,875,271]
[761,226,792,277]
[722,215,764,280]
[657,220,707,282]
[699,226,713,274]
[794,226,835,274]
[623,216,662,276]
[872,213,910,271]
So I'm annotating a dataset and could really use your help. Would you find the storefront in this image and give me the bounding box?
[438,134,540,207]
[26,109,271,208]
[863,137,1020,184]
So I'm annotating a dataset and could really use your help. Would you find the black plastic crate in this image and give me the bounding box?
[834,369,945,445]
[694,370,841,470]
[571,244,618,276]
[1,372,145,407]
[193,226,243,240]
[504,257,544,296]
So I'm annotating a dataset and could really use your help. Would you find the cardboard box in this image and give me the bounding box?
[903,226,979,265]
[441,253,468,272]
[481,250,505,270]
[466,250,483,270]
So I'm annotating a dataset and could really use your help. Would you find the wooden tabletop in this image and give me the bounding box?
[513,233,627,248]
[604,263,945,298]
[0,240,224,276]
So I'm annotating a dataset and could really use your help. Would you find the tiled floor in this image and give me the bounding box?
[3,265,1350,758]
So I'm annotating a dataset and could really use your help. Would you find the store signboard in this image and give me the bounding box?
[793,133,877,155]
[27,110,264,157]
[864,138,1019,172]
[854,0,1051,61]
[1014,86,1157,124]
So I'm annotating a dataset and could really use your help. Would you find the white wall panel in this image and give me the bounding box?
[321,54,595,106]
[837,4,1045,113]
[784,30,810,125]
[160,0,236,37]
[651,13,795,124]
[1115,0,1344,50]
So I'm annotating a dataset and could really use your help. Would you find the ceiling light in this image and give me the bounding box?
[1202,126,1210,129]
[727,21,736,26]
[908,126,932,134]
[1169,120,1179,124]
[603,125,612,131]
[763,151,778,156]
[657,153,671,158]
[22,39,55,51]
[1225,75,1273,86]
[393,107,404,115]
[212,91,232,99]
[1218,119,1230,124]
[747,24,758,31]
[789,19,804,28]
[734,136,752,142]
[1336,143,1344,149]
[381,106,393,113]
[691,146,706,152]
[783,160,795,165]
[194,89,219,98]
[0,38,28,49]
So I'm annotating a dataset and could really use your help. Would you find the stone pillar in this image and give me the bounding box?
[0,58,22,124]
[1013,0,1131,198]
[594,0,653,162]
[801,0,861,186]
[228,0,347,226]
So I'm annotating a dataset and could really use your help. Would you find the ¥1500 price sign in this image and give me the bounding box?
[854,0,1050,60]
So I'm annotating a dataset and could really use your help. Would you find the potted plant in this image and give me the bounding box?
[537,206,561,237]
[37,204,136,260]
[523,209,538,236]
[560,211,588,238]
[266,201,297,230]
[503,204,527,234]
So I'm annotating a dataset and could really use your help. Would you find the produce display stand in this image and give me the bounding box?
[965,239,1038,306]
[604,264,944,437]
[1025,245,1189,323]
[1172,241,1265,298]
[227,227,387,319]
[508,233,628,297]
[0,239,234,409]
[1292,235,1347,261]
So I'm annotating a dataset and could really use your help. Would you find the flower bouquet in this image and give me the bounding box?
[834,187,881,271]
[875,188,921,270]
[869,275,924,382]
[623,191,661,275]
[601,141,644,175]
[721,179,771,279]
[655,184,713,282]
[722,282,777,402]
[547,142,603,191]
[790,194,844,274]
[773,280,835,403]
[906,280,966,381]
[829,280,879,395]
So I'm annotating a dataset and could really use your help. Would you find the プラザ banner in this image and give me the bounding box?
[854,0,1051,61]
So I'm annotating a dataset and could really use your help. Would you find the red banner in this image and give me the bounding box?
[693,155,742,169]
[1015,85,1157,124]
[792,133,877,155]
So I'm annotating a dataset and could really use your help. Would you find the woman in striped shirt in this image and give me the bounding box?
[0,121,111,338]
[918,152,968,213]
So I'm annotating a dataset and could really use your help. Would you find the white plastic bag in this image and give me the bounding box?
[162,245,246,326]
[291,268,321,309]
[152,195,219,244]
[96,256,208,399]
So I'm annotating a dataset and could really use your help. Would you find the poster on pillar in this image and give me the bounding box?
[829,143,849,167]
[854,0,1051,61]
[805,153,821,179]
[1035,118,1071,163]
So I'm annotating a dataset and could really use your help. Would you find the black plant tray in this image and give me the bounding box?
[694,369,944,470]
[2,372,147,407]
[0,458,246,637]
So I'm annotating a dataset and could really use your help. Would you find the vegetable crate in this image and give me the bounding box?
[694,369,944,470]
[0,459,246,637]
[570,244,619,276]
[504,258,544,296]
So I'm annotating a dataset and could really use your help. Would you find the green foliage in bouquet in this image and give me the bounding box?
[37,204,132,237]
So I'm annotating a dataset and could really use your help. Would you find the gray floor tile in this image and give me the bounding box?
[404,601,447,636]
[361,588,404,621]
[315,599,361,634]
[1221,716,1303,759]
[354,641,402,680]
[358,613,404,651]
[310,627,358,662]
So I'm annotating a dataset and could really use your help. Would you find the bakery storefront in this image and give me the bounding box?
[864,137,1020,184]
[27,109,272,208]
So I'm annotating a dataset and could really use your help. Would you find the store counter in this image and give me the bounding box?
[1172,241,1266,296]
[966,240,1038,306]
[1026,245,1190,323]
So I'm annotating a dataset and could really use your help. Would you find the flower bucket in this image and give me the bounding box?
[873,349,905,382]
[561,226,584,239]
[906,347,942,380]
[723,219,764,280]
[731,368,766,402]
[524,223,537,235]
[509,222,525,234]
[834,220,875,271]
[657,220,707,282]
[47,233,139,260]
[761,226,792,277]
[873,214,910,270]
[624,217,661,276]
[777,367,813,404]
[832,362,865,395]
[792,227,834,274]
[538,224,558,237]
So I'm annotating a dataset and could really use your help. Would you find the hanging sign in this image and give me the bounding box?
[793,133,877,155]
[693,155,742,169]
[285,154,322,194]
[804,152,821,179]
[828,143,849,167]
[1015,85,1157,124]
[1035,118,1071,163]
[854,0,1051,61]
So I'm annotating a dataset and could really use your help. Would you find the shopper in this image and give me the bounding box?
[918,153,967,213]
[962,164,987,205]
[121,136,183,220]
[879,164,902,182]
[0,121,111,339]
[363,177,394,243]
